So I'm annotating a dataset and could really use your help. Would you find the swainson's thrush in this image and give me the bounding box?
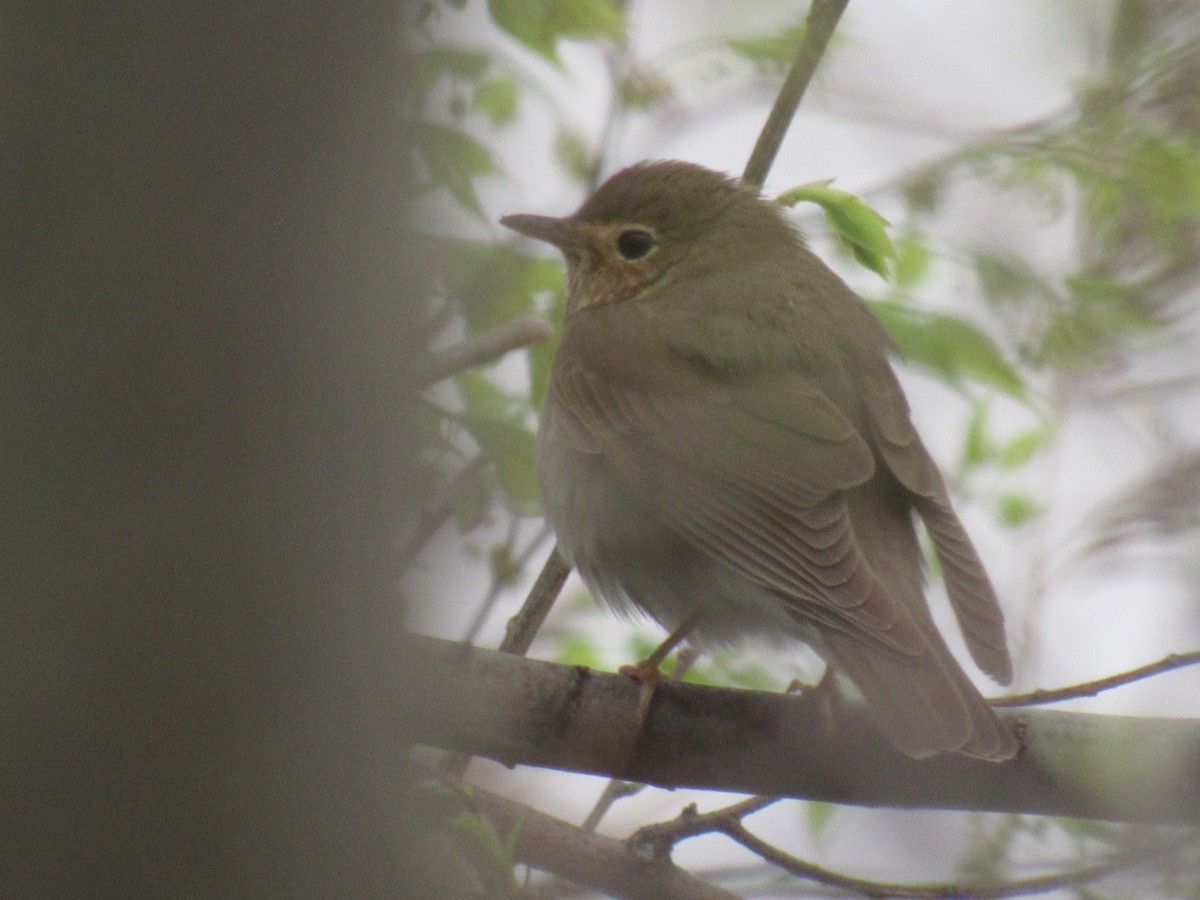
[502,161,1017,760]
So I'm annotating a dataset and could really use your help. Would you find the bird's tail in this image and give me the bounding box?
[819,626,1018,760]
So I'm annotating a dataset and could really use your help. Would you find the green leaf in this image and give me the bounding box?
[489,543,521,587]
[778,180,898,279]
[999,425,1052,469]
[721,663,784,692]
[727,25,805,71]
[457,372,540,511]
[413,122,500,216]
[1123,134,1200,238]
[1038,274,1154,368]
[680,656,781,691]
[527,282,565,403]
[488,0,626,64]
[451,465,496,533]
[961,401,993,468]
[901,171,942,213]
[1053,816,1120,843]
[618,68,673,110]
[997,492,1043,527]
[892,231,933,289]
[807,801,837,836]
[555,635,605,669]
[433,237,564,330]
[473,77,519,125]
[869,301,1026,399]
[974,252,1048,306]
[449,809,520,898]
[554,126,594,180]
[527,319,558,404]
[415,47,491,96]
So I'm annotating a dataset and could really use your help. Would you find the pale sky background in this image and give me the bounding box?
[410,2,1200,892]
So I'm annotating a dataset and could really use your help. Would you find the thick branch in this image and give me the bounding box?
[407,633,1200,826]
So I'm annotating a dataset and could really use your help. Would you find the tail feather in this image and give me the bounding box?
[916,496,1013,685]
[821,627,1017,760]
[834,473,1017,760]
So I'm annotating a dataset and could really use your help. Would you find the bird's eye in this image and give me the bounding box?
[616,229,656,261]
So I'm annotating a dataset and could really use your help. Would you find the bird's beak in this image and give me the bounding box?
[500,214,585,251]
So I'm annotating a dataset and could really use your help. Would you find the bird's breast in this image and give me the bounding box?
[536,396,622,565]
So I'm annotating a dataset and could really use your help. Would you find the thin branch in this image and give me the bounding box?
[742,0,851,188]
[632,796,781,859]
[501,544,571,656]
[720,821,1197,900]
[991,650,1200,708]
[529,779,649,899]
[585,0,637,191]
[634,795,1199,899]
[401,455,489,563]
[425,768,741,900]
[462,523,554,644]
[424,316,551,385]
[584,780,646,834]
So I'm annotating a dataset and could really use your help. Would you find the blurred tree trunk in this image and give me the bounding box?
[1,5,440,895]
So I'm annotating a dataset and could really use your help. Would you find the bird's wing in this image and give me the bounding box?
[864,383,1013,683]
[549,310,928,657]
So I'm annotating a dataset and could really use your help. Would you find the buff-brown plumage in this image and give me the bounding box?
[502,160,1017,760]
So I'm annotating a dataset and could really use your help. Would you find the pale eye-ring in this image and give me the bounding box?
[616,229,656,261]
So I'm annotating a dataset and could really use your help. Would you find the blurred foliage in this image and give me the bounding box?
[415,779,525,898]
[869,300,1026,399]
[454,370,540,512]
[726,24,808,72]
[487,0,626,64]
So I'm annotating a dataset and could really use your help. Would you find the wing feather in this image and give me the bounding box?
[865,387,1013,683]
[549,316,926,656]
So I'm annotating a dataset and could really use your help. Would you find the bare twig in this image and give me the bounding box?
[402,455,489,563]
[633,793,1198,899]
[531,781,645,898]
[632,797,780,859]
[586,0,636,191]
[462,523,554,644]
[424,316,551,385]
[990,650,1200,708]
[501,544,572,656]
[742,0,851,188]
[724,825,1195,900]
[720,821,1197,899]
[424,767,741,900]
[583,780,646,833]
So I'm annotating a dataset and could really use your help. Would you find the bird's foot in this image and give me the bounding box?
[619,657,667,725]
[619,617,699,727]
[787,665,843,736]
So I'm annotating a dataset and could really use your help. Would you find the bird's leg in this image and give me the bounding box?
[786,665,843,736]
[619,615,699,723]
